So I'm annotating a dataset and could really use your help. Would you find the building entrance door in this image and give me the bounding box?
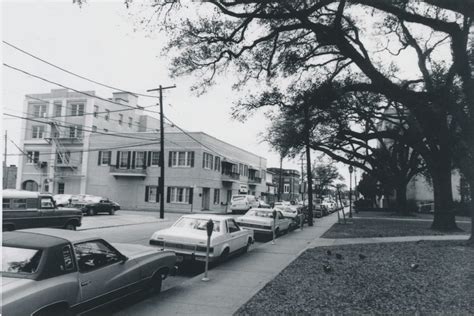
[202,188,210,210]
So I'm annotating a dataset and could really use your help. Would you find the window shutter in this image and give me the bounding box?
[202,153,205,168]
[108,151,112,165]
[168,151,172,167]
[189,188,193,204]
[190,152,195,167]
[132,151,136,169]
[210,156,214,170]
[127,151,131,169]
[166,187,171,203]
[115,152,120,168]
[143,151,147,168]
[98,151,102,165]
[145,186,149,202]
[147,151,152,167]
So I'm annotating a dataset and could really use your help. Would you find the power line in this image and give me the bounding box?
[3,63,163,117]
[3,40,162,99]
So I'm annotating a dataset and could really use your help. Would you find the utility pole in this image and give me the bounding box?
[3,130,8,189]
[300,155,306,204]
[147,84,176,219]
[278,155,283,202]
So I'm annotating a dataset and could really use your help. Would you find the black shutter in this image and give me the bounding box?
[127,151,131,169]
[189,188,193,204]
[202,153,205,168]
[147,151,152,167]
[132,151,136,169]
[210,156,214,170]
[166,187,171,203]
[168,151,172,167]
[108,151,112,165]
[145,186,149,202]
[98,151,102,165]
[116,151,120,168]
[190,152,195,167]
[158,151,161,167]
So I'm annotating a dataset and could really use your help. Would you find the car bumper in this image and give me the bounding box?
[149,241,217,262]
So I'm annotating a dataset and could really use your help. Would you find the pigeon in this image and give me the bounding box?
[358,254,366,260]
[326,250,332,256]
[336,253,343,260]
[323,264,333,273]
[410,263,419,271]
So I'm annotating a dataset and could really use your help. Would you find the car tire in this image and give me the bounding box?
[3,224,14,232]
[220,248,230,263]
[64,222,76,230]
[149,272,163,294]
[109,208,116,215]
[87,208,95,216]
[243,238,252,253]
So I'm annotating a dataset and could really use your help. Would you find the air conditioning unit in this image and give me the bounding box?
[38,161,48,168]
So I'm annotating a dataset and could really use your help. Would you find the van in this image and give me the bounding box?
[2,189,83,231]
[230,195,260,214]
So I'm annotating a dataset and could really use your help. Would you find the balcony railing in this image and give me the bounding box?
[222,171,240,182]
[248,177,262,184]
[110,166,147,177]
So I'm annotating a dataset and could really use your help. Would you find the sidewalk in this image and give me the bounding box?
[115,209,469,316]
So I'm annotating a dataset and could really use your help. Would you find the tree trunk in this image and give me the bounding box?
[468,179,474,245]
[431,162,458,231]
[395,183,408,215]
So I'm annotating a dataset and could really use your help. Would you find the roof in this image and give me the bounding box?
[3,228,97,245]
[2,189,51,199]
[181,214,235,221]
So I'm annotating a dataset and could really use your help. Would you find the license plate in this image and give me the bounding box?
[176,255,184,263]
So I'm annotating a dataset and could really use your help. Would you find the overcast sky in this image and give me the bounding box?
[1,1,363,186]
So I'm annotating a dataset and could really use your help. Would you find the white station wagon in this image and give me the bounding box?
[149,214,254,263]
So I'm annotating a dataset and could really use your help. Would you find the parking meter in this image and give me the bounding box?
[272,210,277,244]
[202,219,214,282]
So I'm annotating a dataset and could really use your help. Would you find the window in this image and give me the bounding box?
[69,125,82,138]
[40,197,54,208]
[99,151,111,165]
[54,103,62,117]
[214,157,221,172]
[135,151,145,169]
[2,198,11,209]
[239,164,244,176]
[61,246,75,271]
[32,126,45,139]
[118,114,123,125]
[58,183,65,194]
[74,240,122,272]
[169,187,191,203]
[244,165,249,177]
[32,104,47,117]
[145,186,159,203]
[150,151,160,166]
[227,219,240,233]
[56,151,71,164]
[2,246,43,274]
[214,189,220,204]
[26,151,40,164]
[70,103,84,116]
[92,125,97,132]
[128,117,133,128]
[118,151,129,168]
[169,151,194,167]
[105,109,110,121]
[93,105,99,117]
[284,184,290,193]
[203,153,213,169]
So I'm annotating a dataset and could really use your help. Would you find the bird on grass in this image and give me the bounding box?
[323,264,333,273]
[410,263,419,271]
[336,253,343,260]
[358,254,366,260]
[326,250,332,256]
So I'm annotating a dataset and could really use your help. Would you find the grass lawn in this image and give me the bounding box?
[322,218,471,239]
[236,241,474,315]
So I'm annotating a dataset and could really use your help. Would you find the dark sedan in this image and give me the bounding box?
[72,196,120,216]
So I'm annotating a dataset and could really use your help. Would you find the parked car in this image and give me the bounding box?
[71,196,120,216]
[230,195,260,214]
[322,199,337,212]
[236,208,292,236]
[257,200,271,208]
[150,214,254,263]
[274,205,300,229]
[53,194,75,207]
[2,189,82,231]
[1,228,177,316]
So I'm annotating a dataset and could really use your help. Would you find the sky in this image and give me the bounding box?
[1,1,365,187]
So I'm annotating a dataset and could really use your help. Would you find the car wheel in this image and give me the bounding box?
[87,208,95,216]
[35,304,73,316]
[220,248,230,262]
[243,238,252,253]
[3,225,14,232]
[149,272,163,294]
[275,227,280,237]
[109,208,116,215]
[64,222,76,230]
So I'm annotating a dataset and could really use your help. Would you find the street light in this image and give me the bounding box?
[348,165,353,218]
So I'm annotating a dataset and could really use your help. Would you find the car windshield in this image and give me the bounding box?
[2,246,43,274]
[173,218,221,232]
[246,210,273,218]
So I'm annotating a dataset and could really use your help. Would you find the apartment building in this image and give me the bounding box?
[267,167,301,202]
[17,89,160,194]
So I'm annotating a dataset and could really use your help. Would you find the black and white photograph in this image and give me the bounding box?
[1,1,473,315]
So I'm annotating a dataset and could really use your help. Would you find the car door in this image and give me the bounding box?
[39,196,65,228]
[74,240,139,309]
[277,211,290,231]
[226,219,247,252]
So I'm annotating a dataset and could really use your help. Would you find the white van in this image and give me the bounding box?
[230,195,260,214]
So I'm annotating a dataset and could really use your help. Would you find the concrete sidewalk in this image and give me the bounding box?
[115,210,469,316]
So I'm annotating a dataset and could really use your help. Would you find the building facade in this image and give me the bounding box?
[267,167,301,202]
[3,164,17,189]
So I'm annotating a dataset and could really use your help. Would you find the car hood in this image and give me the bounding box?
[112,243,162,259]
[152,228,216,244]
[236,216,272,225]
